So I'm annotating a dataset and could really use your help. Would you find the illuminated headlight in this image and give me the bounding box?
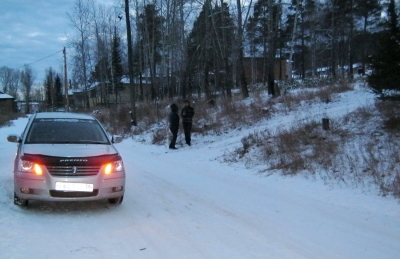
[21,160,33,171]
[104,160,124,175]
[20,160,43,175]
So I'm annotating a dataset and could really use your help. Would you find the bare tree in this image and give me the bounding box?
[62,0,393,107]
[159,0,185,99]
[125,0,136,125]
[91,3,113,107]
[137,4,164,101]
[68,0,93,109]
[0,66,20,98]
[288,0,302,79]
[20,65,35,113]
[31,85,45,102]
[266,0,278,96]
[236,0,252,98]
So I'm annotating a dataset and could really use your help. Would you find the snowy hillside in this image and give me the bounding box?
[0,81,399,259]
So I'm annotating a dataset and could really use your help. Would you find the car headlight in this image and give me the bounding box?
[21,160,43,175]
[104,160,124,175]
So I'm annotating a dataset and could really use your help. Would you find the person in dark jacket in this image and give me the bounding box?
[168,103,180,149]
[181,100,194,146]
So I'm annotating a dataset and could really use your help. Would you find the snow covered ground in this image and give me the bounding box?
[0,83,399,259]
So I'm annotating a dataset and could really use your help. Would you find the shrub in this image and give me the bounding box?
[375,100,400,132]
[151,128,167,145]
[0,113,23,127]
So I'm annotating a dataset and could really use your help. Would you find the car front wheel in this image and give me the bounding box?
[14,192,29,207]
[108,195,123,204]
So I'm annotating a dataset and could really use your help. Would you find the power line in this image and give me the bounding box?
[16,49,64,69]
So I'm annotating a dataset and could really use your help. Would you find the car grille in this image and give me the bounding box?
[50,190,99,198]
[47,165,101,176]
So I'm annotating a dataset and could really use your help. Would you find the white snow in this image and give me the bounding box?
[0,82,399,259]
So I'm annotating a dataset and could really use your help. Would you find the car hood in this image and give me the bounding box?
[21,144,119,158]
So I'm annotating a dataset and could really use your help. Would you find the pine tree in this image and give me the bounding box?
[210,2,235,97]
[20,65,34,114]
[44,68,55,111]
[112,29,124,104]
[184,0,213,99]
[246,0,280,95]
[54,74,64,108]
[367,0,400,96]
[353,0,382,75]
[184,1,235,99]
[137,4,164,100]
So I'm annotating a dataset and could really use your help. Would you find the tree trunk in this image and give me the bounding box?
[236,0,249,98]
[125,0,136,125]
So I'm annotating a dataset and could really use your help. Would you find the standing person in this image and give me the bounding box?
[181,100,194,146]
[168,103,179,149]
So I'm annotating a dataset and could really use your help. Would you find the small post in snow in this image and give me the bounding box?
[322,118,330,130]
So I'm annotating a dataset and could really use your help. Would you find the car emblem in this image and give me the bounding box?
[72,166,77,174]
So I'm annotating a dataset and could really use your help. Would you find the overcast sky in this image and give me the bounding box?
[0,0,115,84]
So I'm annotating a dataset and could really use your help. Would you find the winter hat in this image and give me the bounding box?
[170,103,178,111]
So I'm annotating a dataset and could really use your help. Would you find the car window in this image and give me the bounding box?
[25,118,110,144]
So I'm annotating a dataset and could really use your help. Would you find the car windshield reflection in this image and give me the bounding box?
[25,118,110,144]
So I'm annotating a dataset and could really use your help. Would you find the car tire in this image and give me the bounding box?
[108,195,123,204]
[14,192,29,207]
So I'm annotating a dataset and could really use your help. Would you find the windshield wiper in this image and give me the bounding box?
[75,140,108,144]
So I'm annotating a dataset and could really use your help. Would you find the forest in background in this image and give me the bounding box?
[1,0,399,116]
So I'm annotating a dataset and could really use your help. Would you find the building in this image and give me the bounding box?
[17,101,40,113]
[243,57,292,84]
[0,92,16,114]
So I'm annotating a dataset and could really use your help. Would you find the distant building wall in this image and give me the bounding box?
[0,99,14,114]
[17,102,40,114]
[243,57,292,84]
[274,59,291,80]
[0,92,15,114]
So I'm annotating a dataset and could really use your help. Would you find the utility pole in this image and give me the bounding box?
[63,47,69,111]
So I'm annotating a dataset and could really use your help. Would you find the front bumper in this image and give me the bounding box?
[14,170,125,202]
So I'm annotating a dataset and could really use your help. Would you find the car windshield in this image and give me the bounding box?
[25,118,110,144]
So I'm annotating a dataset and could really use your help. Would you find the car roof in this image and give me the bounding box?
[33,112,96,120]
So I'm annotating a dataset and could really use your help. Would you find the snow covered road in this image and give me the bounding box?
[0,116,399,259]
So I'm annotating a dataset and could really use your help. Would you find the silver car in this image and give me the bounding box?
[7,112,125,206]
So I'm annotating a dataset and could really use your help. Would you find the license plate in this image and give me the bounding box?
[55,182,93,192]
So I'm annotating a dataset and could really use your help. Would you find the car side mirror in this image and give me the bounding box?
[7,134,21,143]
[112,135,123,144]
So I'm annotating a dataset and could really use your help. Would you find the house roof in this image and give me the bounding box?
[0,92,14,99]
[68,88,84,95]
